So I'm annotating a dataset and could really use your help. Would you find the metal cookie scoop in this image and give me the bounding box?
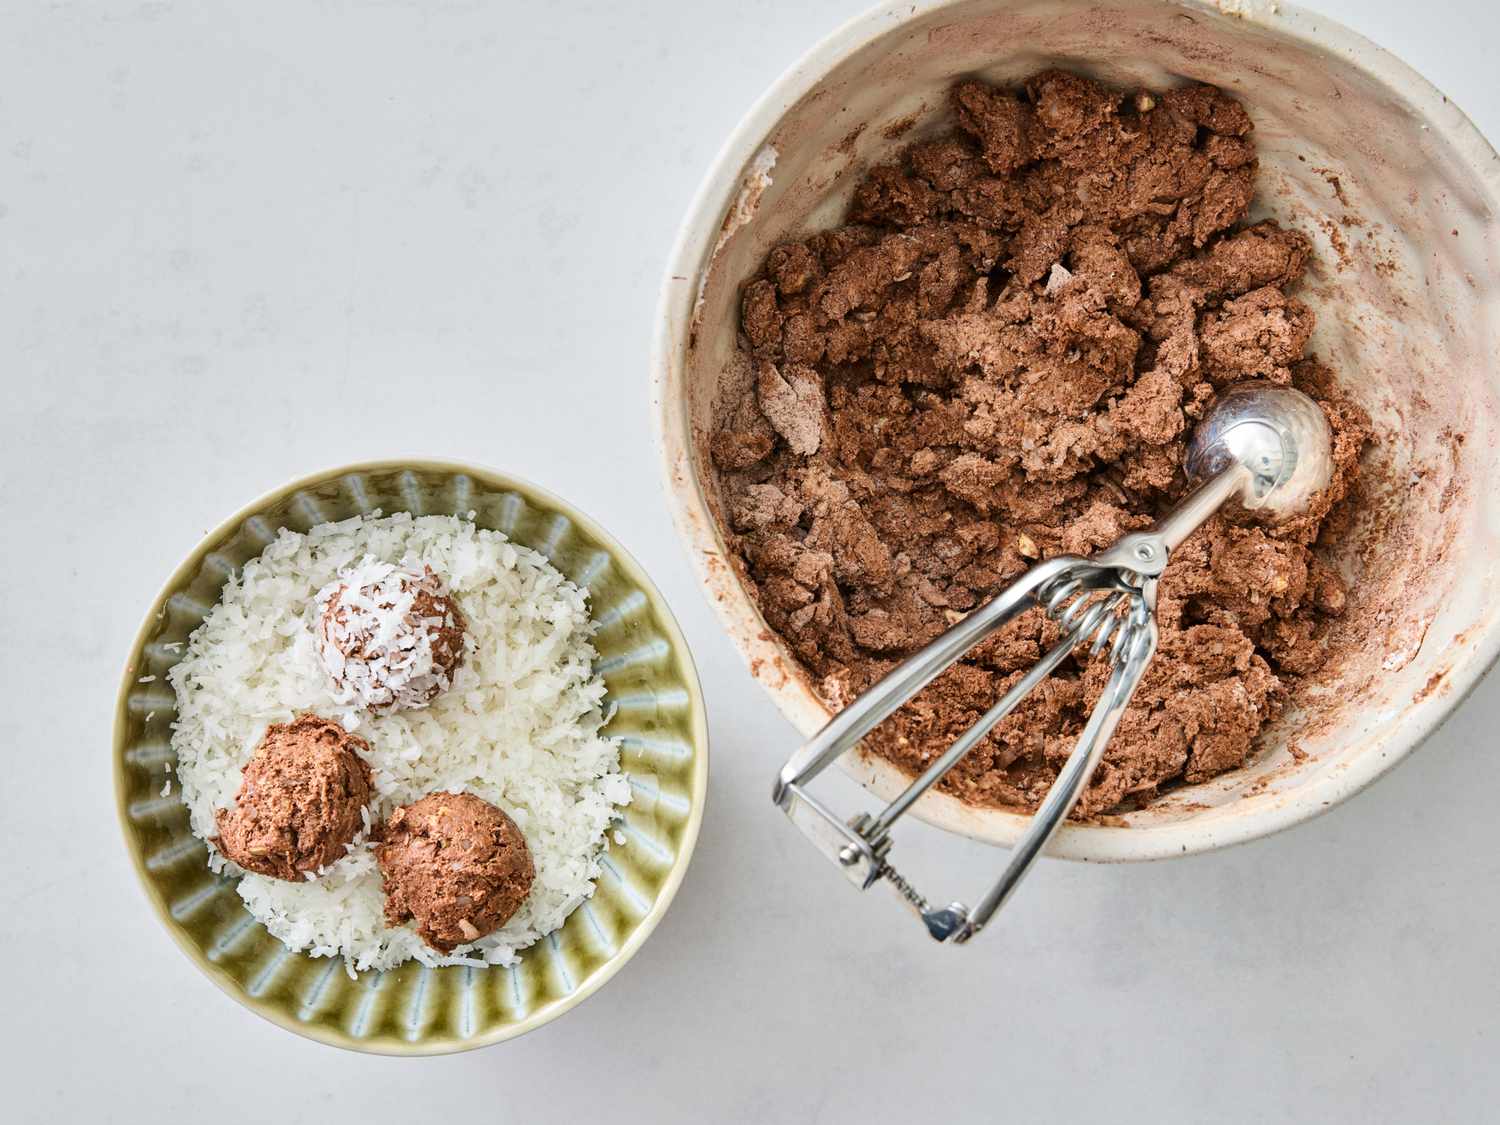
[773,381,1335,944]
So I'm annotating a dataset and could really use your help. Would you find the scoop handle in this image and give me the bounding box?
[1094,463,1250,577]
[951,610,1159,943]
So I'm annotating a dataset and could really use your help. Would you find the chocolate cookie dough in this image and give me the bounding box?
[711,72,1370,817]
[376,792,535,952]
[213,714,374,880]
[314,561,467,714]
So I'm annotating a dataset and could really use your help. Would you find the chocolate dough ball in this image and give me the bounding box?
[314,561,466,713]
[213,713,374,880]
[376,793,535,952]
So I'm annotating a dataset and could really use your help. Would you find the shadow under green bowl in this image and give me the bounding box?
[114,461,709,1054]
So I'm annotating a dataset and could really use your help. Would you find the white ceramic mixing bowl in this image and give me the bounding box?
[653,0,1500,860]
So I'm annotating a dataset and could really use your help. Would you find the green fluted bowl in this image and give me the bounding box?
[114,461,708,1054]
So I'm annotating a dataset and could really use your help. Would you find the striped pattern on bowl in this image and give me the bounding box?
[114,462,707,1054]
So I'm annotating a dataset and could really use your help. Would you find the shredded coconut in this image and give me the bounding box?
[168,513,629,974]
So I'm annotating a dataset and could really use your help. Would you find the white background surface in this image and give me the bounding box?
[3,1,1497,1121]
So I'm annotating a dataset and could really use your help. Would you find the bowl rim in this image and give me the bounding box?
[649,0,1500,862]
[113,457,710,1055]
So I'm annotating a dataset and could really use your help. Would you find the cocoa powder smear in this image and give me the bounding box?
[710,72,1372,818]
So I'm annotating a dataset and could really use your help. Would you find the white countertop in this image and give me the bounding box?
[3,1,1497,1120]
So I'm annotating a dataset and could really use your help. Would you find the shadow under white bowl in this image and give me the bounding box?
[652,0,1500,861]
